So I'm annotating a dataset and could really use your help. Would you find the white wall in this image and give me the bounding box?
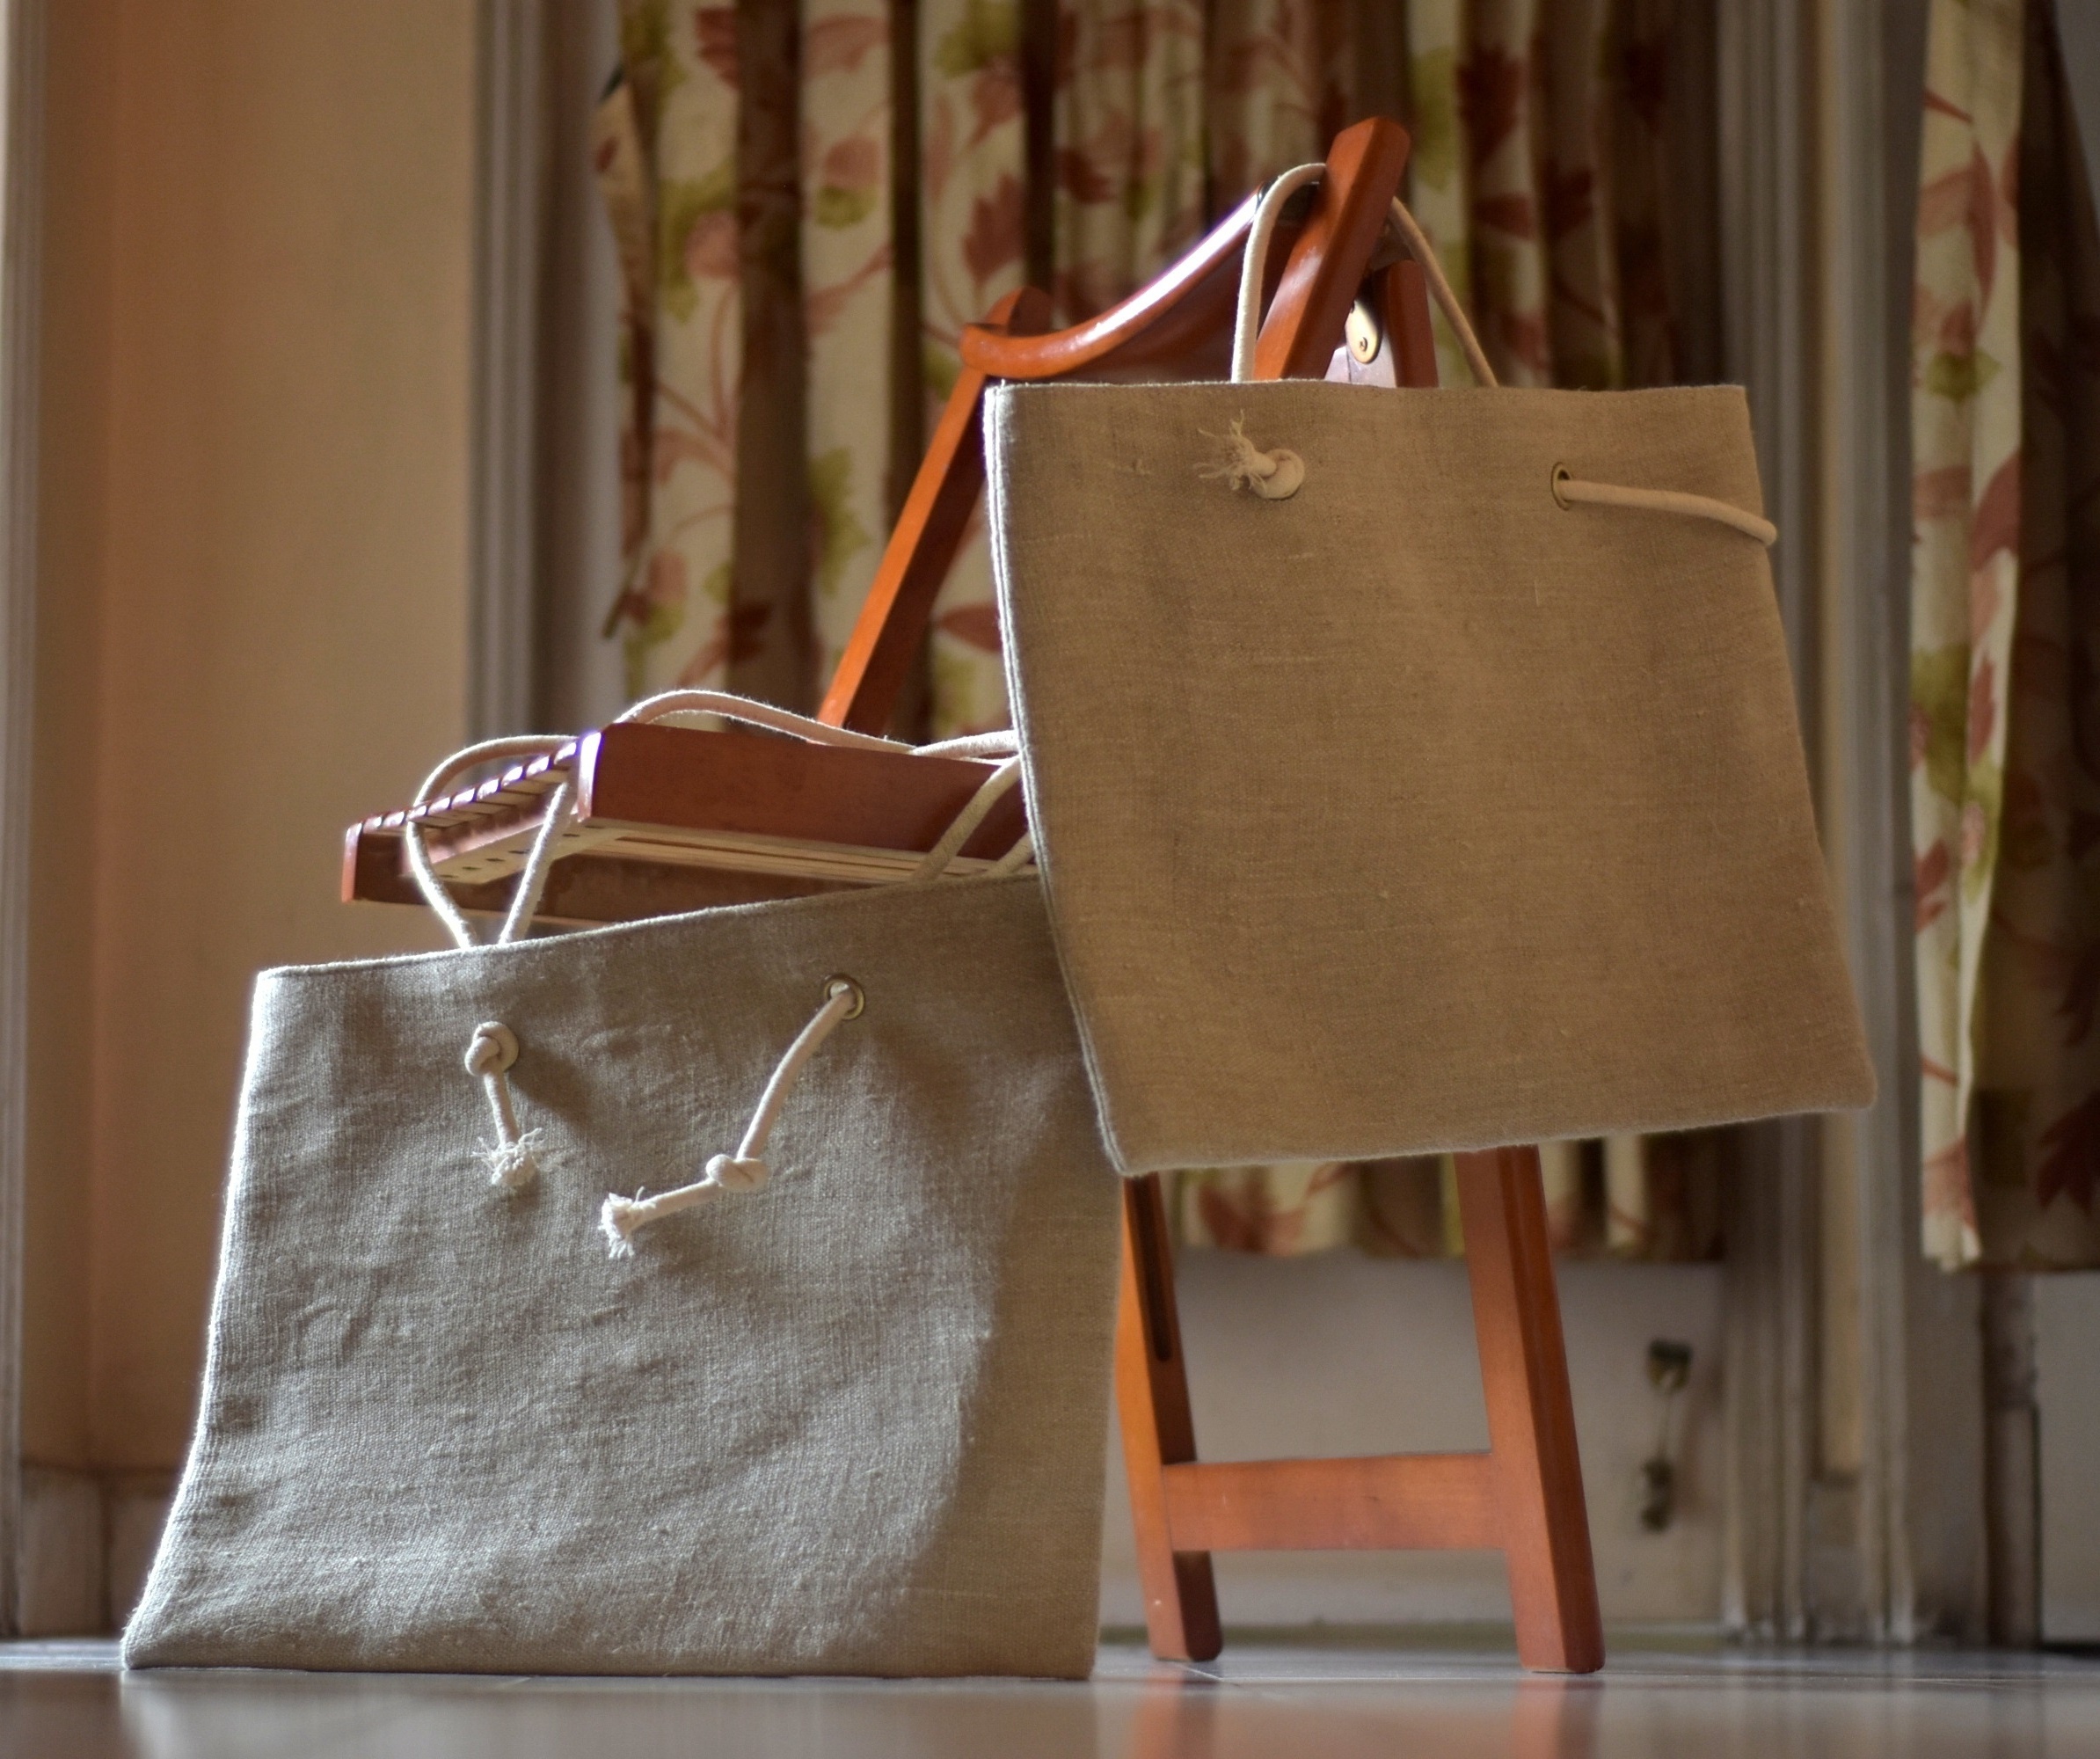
[1100,1252,1725,1630]
[23,0,475,1465]
[18,0,479,1634]
[2038,1274,2100,1642]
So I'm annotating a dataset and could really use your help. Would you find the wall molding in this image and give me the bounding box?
[2057,0,2100,226]
[1715,0,1819,1643]
[18,1464,173,1637]
[1717,0,1987,1645]
[0,0,47,1641]
[1827,0,1987,1648]
[468,0,550,740]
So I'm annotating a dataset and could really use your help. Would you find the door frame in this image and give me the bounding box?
[468,0,548,741]
[0,0,47,1639]
[1716,0,1988,1643]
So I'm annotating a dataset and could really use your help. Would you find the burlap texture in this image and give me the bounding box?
[987,381,1874,1173]
[124,875,1119,1678]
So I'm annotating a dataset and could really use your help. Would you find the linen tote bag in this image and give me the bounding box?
[125,694,1120,1678]
[985,170,1875,1176]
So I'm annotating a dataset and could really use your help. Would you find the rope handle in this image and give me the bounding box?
[611,687,912,750]
[1221,166,1776,548]
[1551,463,1777,546]
[403,691,1024,951]
[599,975,864,1257]
[397,689,1029,1208]
[397,735,575,1190]
[594,758,1028,1254]
[1230,171,1497,388]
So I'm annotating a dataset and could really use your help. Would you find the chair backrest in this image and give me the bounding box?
[341,120,1436,928]
[817,116,1426,736]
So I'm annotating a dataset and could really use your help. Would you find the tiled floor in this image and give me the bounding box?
[4,1633,2098,1757]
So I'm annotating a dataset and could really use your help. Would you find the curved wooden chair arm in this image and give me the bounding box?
[959,117,1410,387]
[821,115,1413,733]
[959,191,1258,385]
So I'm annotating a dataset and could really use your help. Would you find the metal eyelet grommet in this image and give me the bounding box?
[1550,463,1574,509]
[824,975,865,1019]
[1345,299,1382,363]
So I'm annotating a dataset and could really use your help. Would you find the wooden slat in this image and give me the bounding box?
[819,287,1054,732]
[573,723,1025,862]
[344,828,843,925]
[350,814,1027,904]
[1382,259,1440,388]
[958,193,1258,385]
[569,826,1022,886]
[1253,118,1411,380]
[373,721,1024,884]
[1161,1454,1500,1554]
[344,721,1032,919]
[1114,1174,1222,1662]
[361,748,576,853]
[1455,1147,1606,1674]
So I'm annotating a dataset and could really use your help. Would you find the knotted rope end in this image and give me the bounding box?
[705,1153,770,1193]
[597,976,856,1259]
[599,1178,728,1257]
[478,1128,546,1192]
[599,1193,645,1259]
[1199,417,1304,500]
[464,1021,520,1077]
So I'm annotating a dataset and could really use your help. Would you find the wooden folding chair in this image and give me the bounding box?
[346,116,1602,1674]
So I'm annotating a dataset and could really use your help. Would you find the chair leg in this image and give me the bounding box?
[1113,1173,1222,1661]
[1454,1146,1606,1673]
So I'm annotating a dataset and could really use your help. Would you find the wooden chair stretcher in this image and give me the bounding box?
[344,116,1603,1673]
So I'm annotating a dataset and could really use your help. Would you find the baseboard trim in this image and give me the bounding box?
[17,1465,172,1638]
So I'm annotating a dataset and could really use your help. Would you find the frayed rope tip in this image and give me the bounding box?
[478,1128,546,1192]
[1198,417,1305,500]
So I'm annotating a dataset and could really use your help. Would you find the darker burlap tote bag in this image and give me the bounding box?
[985,169,1874,1177]
[125,694,1120,1679]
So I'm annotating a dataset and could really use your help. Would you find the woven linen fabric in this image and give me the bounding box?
[124,875,1120,1678]
[986,380,1875,1174]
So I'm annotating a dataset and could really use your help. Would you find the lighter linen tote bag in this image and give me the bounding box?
[125,696,1120,1679]
[985,171,1874,1176]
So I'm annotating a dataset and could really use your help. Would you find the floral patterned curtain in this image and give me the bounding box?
[1913,0,2100,1271]
[596,5,743,700]
[594,0,1723,1265]
[803,1,895,690]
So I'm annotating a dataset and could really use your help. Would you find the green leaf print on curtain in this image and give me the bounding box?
[600,1,743,699]
[802,0,893,686]
[922,0,1025,737]
[1909,0,2025,1269]
[1052,0,1206,326]
[1941,0,2100,1270]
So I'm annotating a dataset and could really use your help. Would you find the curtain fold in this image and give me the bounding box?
[601,3,744,698]
[1540,0,1618,390]
[1052,0,1206,325]
[599,0,1724,1266]
[802,1,895,687]
[1915,0,2100,1271]
[1403,1,1476,386]
[1204,0,1350,215]
[1909,0,2023,1269]
[1462,0,1550,386]
[920,0,1026,736]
